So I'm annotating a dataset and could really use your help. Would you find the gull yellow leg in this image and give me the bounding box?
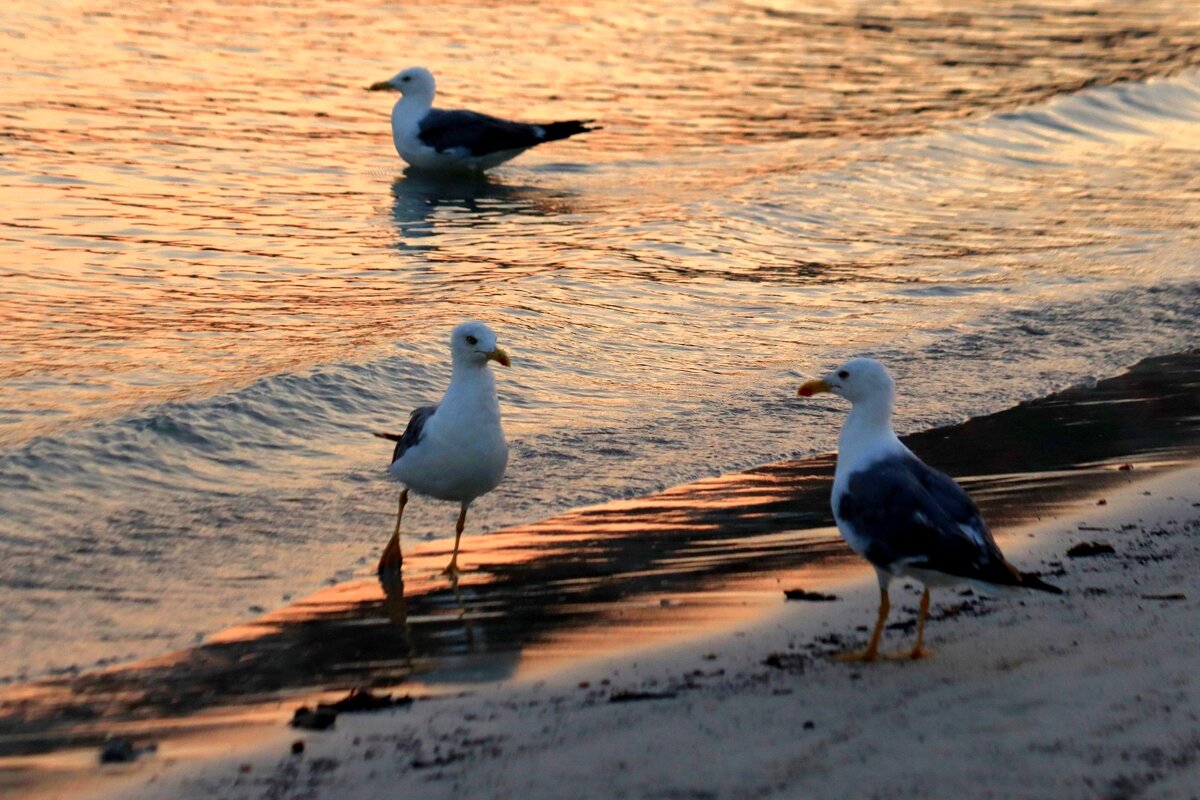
[377,489,408,573]
[441,503,468,579]
[907,587,932,660]
[837,586,890,663]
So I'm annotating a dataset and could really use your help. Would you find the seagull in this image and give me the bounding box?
[368,66,597,173]
[374,321,510,578]
[798,358,1061,661]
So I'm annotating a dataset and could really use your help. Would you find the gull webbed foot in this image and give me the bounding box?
[834,647,882,663]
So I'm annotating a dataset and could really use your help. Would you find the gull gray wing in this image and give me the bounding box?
[374,405,438,464]
[837,455,1024,586]
[418,109,593,157]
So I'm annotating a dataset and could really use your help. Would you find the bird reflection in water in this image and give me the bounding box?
[378,560,409,626]
[377,561,479,653]
[390,174,577,245]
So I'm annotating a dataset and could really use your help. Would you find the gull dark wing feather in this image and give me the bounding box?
[374,405,438,464]
[418,109,594,157]
[838,455,1056,590]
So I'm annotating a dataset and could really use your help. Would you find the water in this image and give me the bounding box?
[1,0,1199,682]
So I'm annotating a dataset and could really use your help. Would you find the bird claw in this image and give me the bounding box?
[834,648,880,663]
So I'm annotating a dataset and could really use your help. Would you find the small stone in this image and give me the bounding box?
[291,740,305,755]
[99,739,135,764]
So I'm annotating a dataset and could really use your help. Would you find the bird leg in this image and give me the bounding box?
[377,489,408,573]
[906,587,932,660]
[836,587,890,662]
[441,503,468,580]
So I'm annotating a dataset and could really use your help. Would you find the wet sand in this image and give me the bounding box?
[115,463,1200,800]
[2,351,1199,795]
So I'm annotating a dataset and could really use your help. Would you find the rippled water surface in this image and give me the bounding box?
[1,0,1199,681]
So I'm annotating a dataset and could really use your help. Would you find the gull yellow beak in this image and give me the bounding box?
[368,80,396,91]
[798,379,831,397]
[486,347,511,368]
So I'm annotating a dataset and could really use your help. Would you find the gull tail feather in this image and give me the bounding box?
[374,432,403,442]
[539,120,599,143]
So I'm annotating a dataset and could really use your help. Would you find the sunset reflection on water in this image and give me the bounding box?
[2,0,1200,701]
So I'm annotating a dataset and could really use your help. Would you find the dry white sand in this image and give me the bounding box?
[97,465,1200,800]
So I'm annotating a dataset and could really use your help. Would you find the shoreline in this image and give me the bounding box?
[92,464,1200,799]
[2,350,1200,797]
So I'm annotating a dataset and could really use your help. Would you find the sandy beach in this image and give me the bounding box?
[59,462,1196,800]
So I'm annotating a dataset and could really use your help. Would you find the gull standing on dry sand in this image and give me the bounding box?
[374,322,510,579]
[798,357,1061,661]
[368,66,596,172]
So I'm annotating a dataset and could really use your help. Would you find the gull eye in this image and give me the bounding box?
[465,334,478,346]
[401,75,411,82]
[838,370,849,379]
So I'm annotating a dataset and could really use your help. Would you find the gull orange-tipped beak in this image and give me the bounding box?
[368,80,396,91]
[798,379,831,397]
[486,347,511,367]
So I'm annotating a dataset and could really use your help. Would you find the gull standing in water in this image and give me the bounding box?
[375,322,510,578]
[798,358,1061,661]
[368,66,596,172]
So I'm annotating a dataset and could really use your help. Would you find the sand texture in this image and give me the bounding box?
[95,465,1200,800]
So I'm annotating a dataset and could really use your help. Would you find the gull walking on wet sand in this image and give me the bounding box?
[375,322,510,579]
[798,358,1061,661]
[368,66,596,173]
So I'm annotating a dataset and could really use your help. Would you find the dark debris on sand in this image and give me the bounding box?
[98,737,156,764]
[320,688,413,714]
[763,653,810,673]
[290,706,337,731]
[291,689,413,731]
[783,588,840,602]
[609,689,679,703]
[1067,541,1117,558]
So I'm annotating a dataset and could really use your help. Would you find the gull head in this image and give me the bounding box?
[451,321,510,369]
[798,357,894,406]
[369,66,436,97]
